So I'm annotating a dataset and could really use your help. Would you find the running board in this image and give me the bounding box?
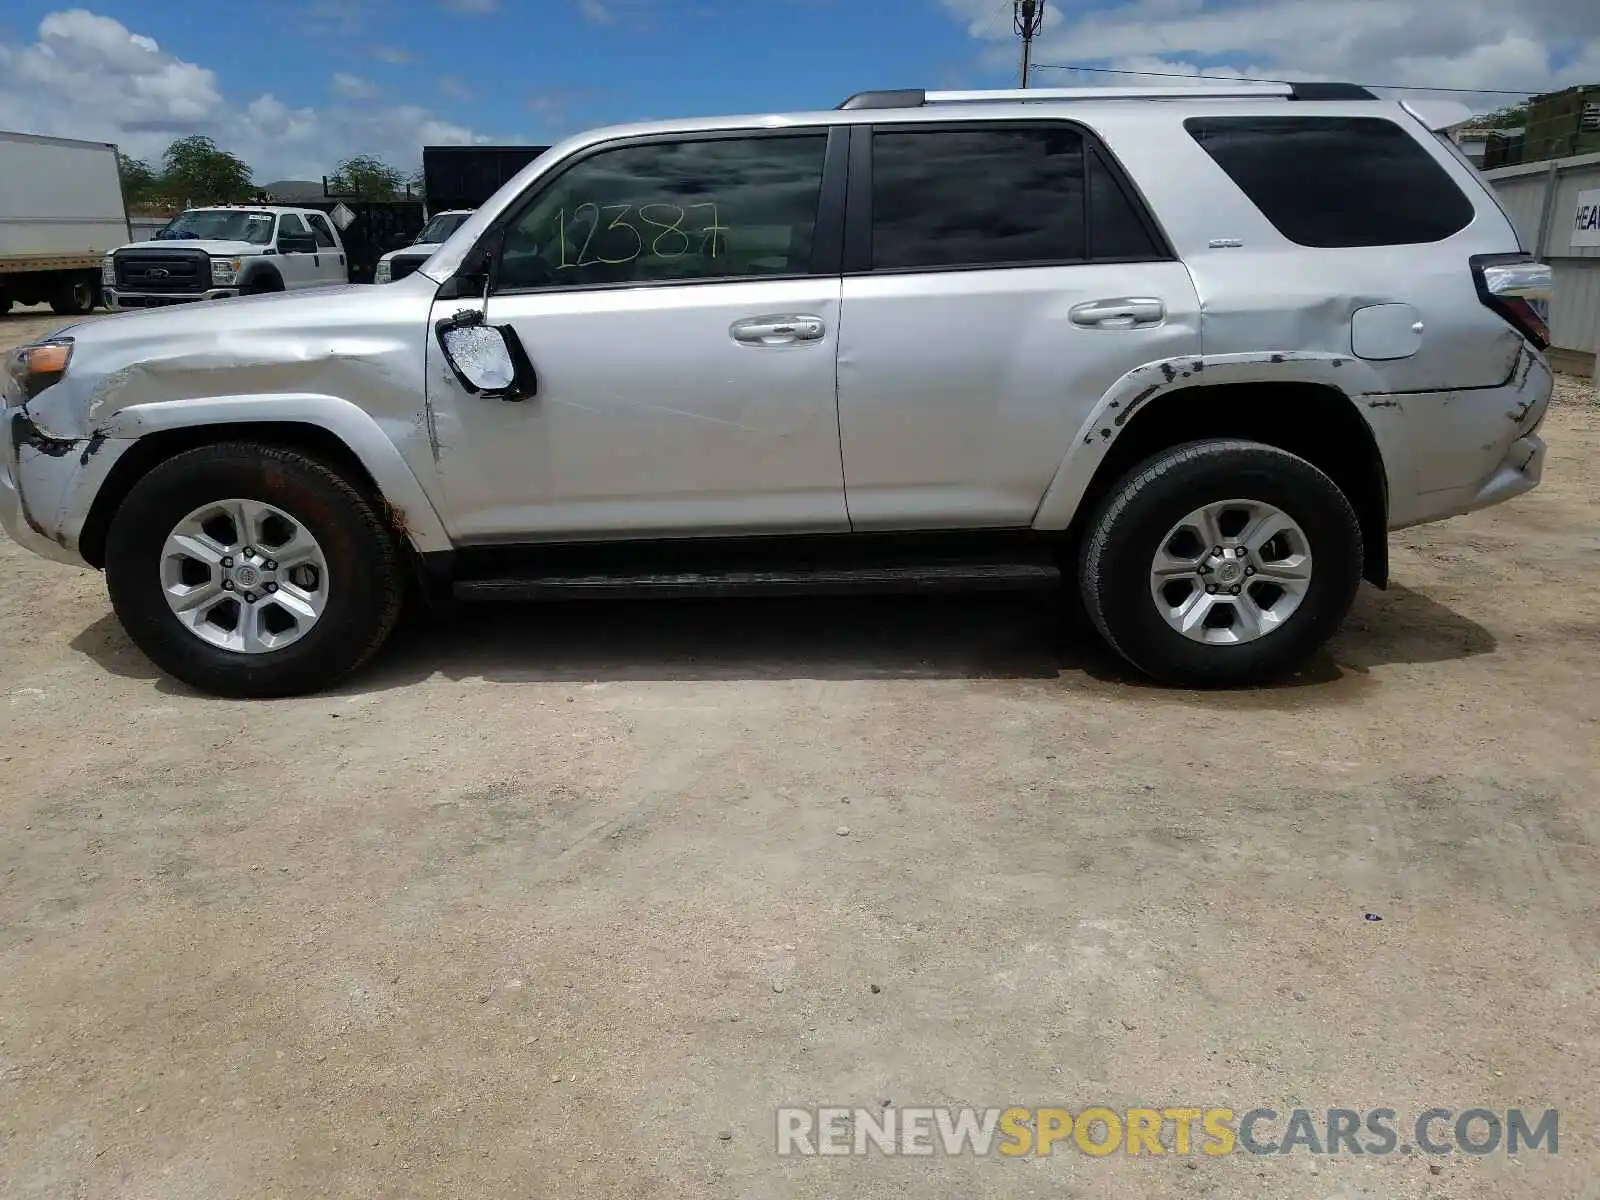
[454,562,1060,602]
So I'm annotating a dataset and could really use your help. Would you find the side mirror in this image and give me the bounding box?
[436,309,535,401]
[278,231,318,254]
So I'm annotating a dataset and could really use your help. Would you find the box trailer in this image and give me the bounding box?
[0,130,130,315]
[422,145,550,215]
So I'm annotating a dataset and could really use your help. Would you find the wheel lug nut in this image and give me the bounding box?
[1206,585,1217,594]
[223,580,234,591]
[221,557,233,568]
[266,582,278,593]
[244,592,256,603]
[243,546,254,557]
[1244,566,1255,576]
[1230,585,1241,595]
[265,560,277,571]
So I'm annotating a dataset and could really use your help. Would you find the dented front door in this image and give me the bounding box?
[425,278,848,542]
[421,129,848,543]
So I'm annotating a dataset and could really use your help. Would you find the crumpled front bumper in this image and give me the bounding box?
[0,380,128,568]
[0,417,89,565]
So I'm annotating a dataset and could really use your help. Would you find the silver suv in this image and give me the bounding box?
[2,83,1554,697]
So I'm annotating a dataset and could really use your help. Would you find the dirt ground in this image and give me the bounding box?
[1,304,1597,1199]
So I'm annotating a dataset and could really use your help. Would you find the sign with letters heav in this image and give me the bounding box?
[1574,188,1600,249]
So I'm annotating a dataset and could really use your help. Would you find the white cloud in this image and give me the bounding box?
[577,0,615,25]
[371,45,415,64]
[438,75,474,100]
[0,9,491,181]
[330,71,380,100]
[942,0,1600,111]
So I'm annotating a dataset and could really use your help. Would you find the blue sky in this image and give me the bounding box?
[0,1,1596,180]
[0,0,1018,176]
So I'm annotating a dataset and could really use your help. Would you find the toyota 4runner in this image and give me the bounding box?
[3,83,1554,697]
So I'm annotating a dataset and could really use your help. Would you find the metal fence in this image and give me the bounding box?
[1486,152,1600,377]
[128,216,167,241]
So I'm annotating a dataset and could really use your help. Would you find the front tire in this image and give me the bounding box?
[243,271,284,296]
[105,444,405,697]
[1079,439,1363,687]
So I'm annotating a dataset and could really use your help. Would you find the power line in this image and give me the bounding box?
[1031,61,1545,96]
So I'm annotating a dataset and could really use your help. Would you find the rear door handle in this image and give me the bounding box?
[730,314,826,346]
[1069,297,1166,329]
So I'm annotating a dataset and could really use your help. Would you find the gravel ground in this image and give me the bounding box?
[1,305,1597,1199]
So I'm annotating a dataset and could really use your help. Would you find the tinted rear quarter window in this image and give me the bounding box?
[1185,116,1475,247]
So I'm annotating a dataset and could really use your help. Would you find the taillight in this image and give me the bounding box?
[1472,254,1552,350]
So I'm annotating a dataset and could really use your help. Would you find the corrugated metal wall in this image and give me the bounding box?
[1487,153,1600,374]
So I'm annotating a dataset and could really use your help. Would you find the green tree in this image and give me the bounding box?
[116,152,161,208]
[1475,102,1529,130]
[160,135,254,205]
[328,154,406,199]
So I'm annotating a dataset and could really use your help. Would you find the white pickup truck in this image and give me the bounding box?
[372,209,475,284]
[102,206,349,311]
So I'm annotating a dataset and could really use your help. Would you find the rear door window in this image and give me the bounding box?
[1184,116,1475,247]
[305,213,338,248]
[865,124,1165,271]
[870,126,1087,269]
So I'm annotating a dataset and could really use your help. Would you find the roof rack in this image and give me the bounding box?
[836,81,1375,110]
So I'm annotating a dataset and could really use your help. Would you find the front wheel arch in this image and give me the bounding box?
[239,265,284,294]
[80,422,406,569]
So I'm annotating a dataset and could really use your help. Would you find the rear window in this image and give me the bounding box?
[1184,116,1475,248]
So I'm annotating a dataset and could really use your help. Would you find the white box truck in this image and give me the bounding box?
[0,129,130,316]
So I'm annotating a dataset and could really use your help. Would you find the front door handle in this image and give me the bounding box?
[730,314,826,346]
[1069,297,1166,329]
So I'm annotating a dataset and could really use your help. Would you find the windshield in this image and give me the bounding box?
[415,212,470,244]
[156,210,277,245]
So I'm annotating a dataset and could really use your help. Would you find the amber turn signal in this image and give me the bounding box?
[18,343,72,376]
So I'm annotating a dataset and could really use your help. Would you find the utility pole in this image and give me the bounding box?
[1015,0,1045,89]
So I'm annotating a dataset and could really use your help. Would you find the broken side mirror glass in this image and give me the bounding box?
[436,309,535,401]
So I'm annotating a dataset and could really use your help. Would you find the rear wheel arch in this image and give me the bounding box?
[1056,379,1390,588]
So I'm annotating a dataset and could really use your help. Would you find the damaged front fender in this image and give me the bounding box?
[2,276,453,560]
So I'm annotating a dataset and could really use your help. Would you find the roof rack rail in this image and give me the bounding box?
[836,81,1376,110]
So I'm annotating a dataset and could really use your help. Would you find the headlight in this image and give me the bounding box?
[211,257,243,286]
[373,260,392,284]
[5,339,74,400]
[101,256,115,286]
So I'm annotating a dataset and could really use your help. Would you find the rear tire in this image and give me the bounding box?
[49,276,96,315]
[1079,438,1363,687]
[105,443,405,698]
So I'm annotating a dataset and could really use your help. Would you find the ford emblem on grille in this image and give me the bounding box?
[149,268,169,278]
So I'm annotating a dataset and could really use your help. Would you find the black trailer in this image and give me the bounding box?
[299,197,426,284]
[422,145,550,214]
